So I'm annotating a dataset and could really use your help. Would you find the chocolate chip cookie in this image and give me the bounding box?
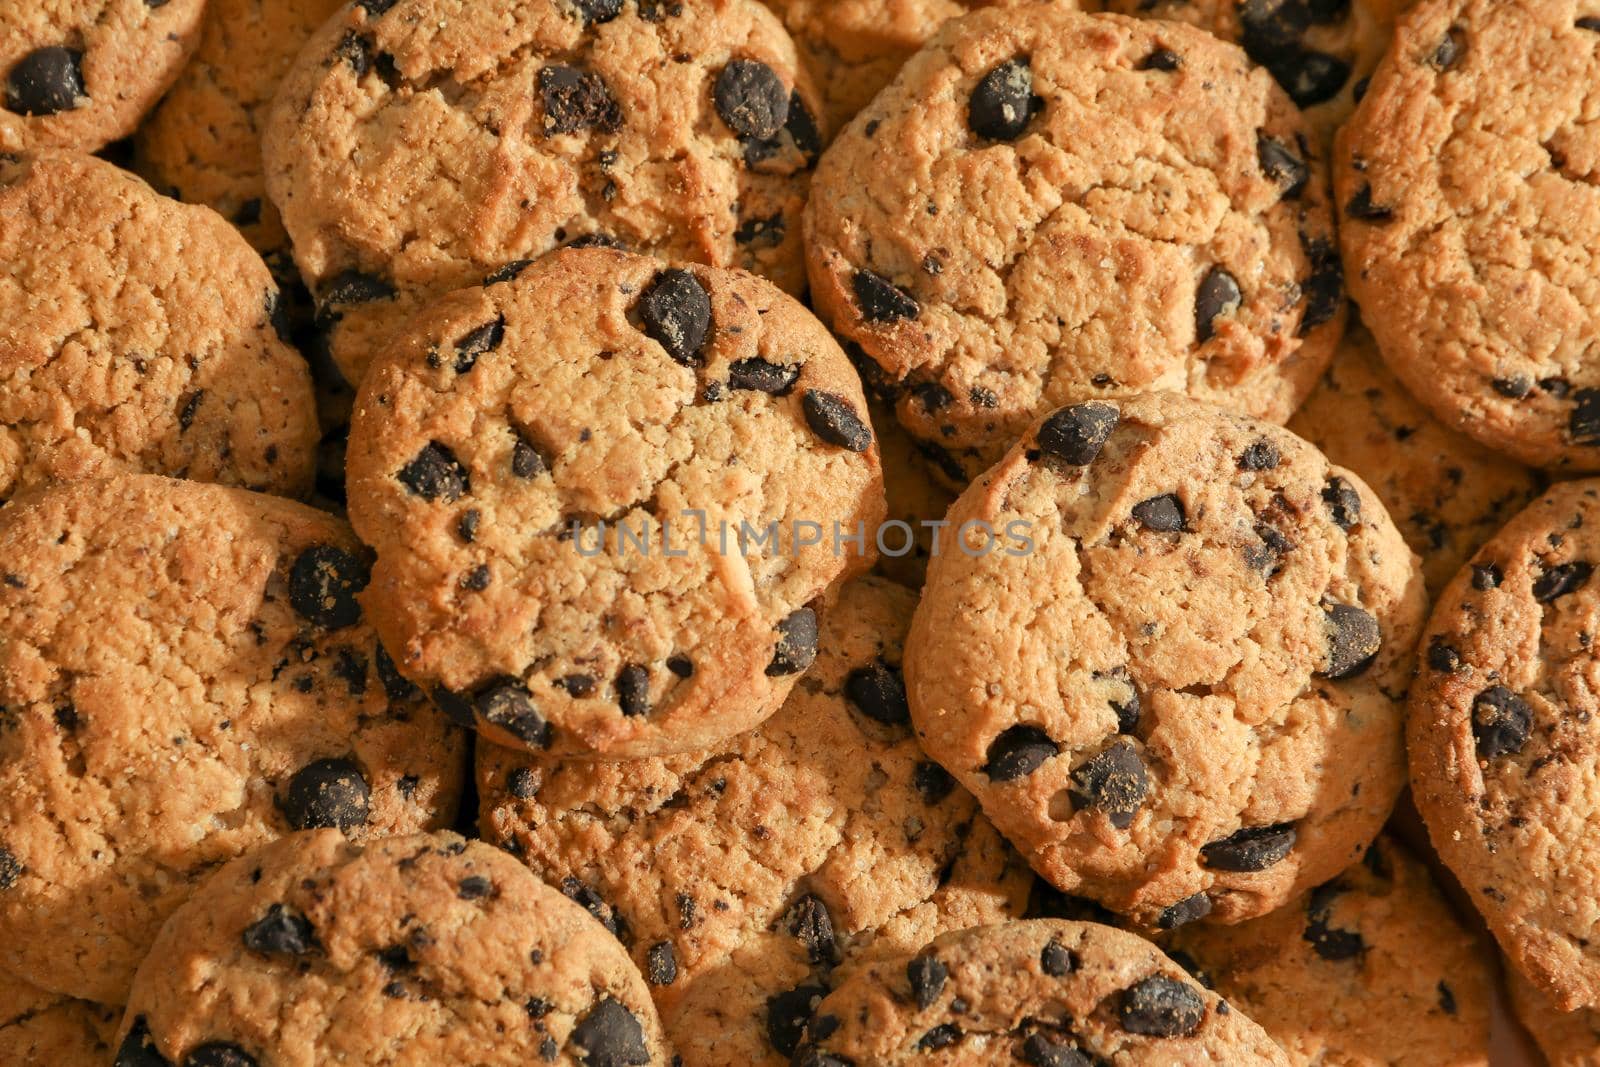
[1102,0,1413,145]
[1289,319,1543,597]
[1336,0,1600,471]
[265,0,824,387]
[346,248,883,759]
[1166,835,1492,1064]
[1509,968,1600,1067]
[1409,479,1600,1011]
[0,972,118,1066]
[906,392,1427,929]
[805,6,1345,485]
[0,475,466,1004]
[790,918,1289,1064]
[0,152,319,502]
[115,831,670,1066]
[0,0,204,153]
[479,575,1031,1065]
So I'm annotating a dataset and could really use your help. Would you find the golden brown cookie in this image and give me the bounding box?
[1509,968,1600,1066]
[0,475,466,1004]
[0,972,118,1066]
[907,392,1426,929]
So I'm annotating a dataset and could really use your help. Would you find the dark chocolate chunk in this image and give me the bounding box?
[844,659,909,725]
[1471,686,1531,760]
[282,758,370,831]
[638,268,712,366]
[1200,823,1297,871]
[5,47,84,116]
[1319,603,1381,679]
[984,724,1059,781]
[714,59,790,140]
[968,57,1039,141]
[1068,741,1148,828]
[1035,402,1118,465]
[289,544,370,630]
[802,391,873,452]
[1118,975,1205,1037]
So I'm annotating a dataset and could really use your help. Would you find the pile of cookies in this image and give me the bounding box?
[0,0,1595,1063]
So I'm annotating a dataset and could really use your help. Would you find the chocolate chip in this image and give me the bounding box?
[477,678,551,747]
[1492,375,1532,399]
[282,758,369,831]
[1040,937,1075,977]
[456,509,481,543]
[511,430,547,479]
[1201,823,1297,871]
[729,358,799,395]
[176,391,207,432]
[766,984,826,1057]
[984,724,1059,781]
[1137,49,1182,72]
[1036,402,1119,465]
[851,269,919,322]
[1237,440,1280,470]
[558,673,597,697]
[1323,476,1361,530]
[1068,741,1148,829]
[1259,47,1350,108]
[539,65,621,135]
[789,894,838,963]
[913,761,956,803]
[907,954,947,1009]
[1304,883,1365,960]
[397,441,469,501]
[1320,603,1380,679]
[968,57,1038,141]
[1568,389,1600,445]
[1299,236,1345,333]
[507,766,538,799]
[646,941,677,985]
[665,655,693,678]
[734,212,786,248]
[1257,133,1308,198]
[320,269,395,310]
[184,1044,257,1067]
[1119,975,1204,1037]
[1195,266,1242,342]
[452,316,505,373]
[243,903,318,957]
[845,660,909,725]
[375,642,420,702]
[1132,494,1185,532]
[1345,184,1394,222]
[743,91,821,168]
[458,875,492,900]
[616,664,651,717]
[1430,27,1465,70]
[1472,686,1532,759]
[1438,981,1457,1015]
[561,878,630,941]
[431,686,477,728]
[1427,638,1461,674]
[0,846,20,890]
[570,996,651,1067]
[802,391,873,452]
[485,260,534,286]
[917,1024,961,1051]
[1580,16,1600,31]
[5,47,84,116]
[573,0,623,24]
[113,1018,171,1067]
[1533,561,1592,602]
[637,268,712,366]
[1158,893,1213,930]
[1021,1034,1092,1067]
[289,544,369,630]
[264,289,293,344]
[714,59,789,140]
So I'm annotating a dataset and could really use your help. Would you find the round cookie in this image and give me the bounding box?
[1335,0,1600,471]
[0,152,319,502]
[0,972,118,1066]
[479,575,1031,1064]
[1288,319,1543,597]
[790,918,1289,1064]
[115,831,671,1067]
[1509,969,1600,1066]
[906,392,1426,928]
[265,0,825,387]
[1166,835,1492,1065]
[1408,479,1600,1011]
[346,248,883,759]
[804,6,1345,485]
[1102,0,1413,145]
[0,475,467,1004]
[0,0,204,153]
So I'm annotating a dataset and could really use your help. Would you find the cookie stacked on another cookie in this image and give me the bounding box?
[0,972,119,1066]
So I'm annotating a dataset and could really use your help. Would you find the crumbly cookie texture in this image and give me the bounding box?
[1289,320,1543,597]
[347,248,883,759]
[0,971,118,1066]
[479,576,1031,1065]
[1167,835,1492,1065]
[804,6,1344,485]
[0,152,318,502]
[265,0,824,386]
[907,392,1426,929]
[116,831,671,1067]
[0,475,466,1004]
[1409,479,1600,1011]
[1509,967,1600,1067]
[0,0,204,153]
[791,918,1289,1064]
[1335,0,1600,471]
[1102,0,1414,146]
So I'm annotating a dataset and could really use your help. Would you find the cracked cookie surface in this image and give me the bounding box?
[1167,835,1492,1065]
[0,475,466,1003]
[0,971,118,1066]
[0,152,318,502]
[116,830,670,1067]
[791,918,1289,1064]
[346,248,883,759]
[0,0,204,153]
[1335,0,1600,471]
[906,392,1426,928]
[478,576,1031,1065]
[1289,319,1542,597]
[804,6,1344,485]
[265,0,824,387]
[1408,479,1600,1011]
